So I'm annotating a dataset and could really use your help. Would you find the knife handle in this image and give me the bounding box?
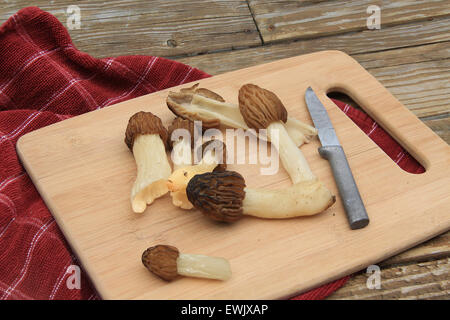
[318,145,369,230]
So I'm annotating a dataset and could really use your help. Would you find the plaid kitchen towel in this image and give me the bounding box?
[0,7,424,300]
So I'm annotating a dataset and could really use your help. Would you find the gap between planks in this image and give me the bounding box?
[248,0,450,43]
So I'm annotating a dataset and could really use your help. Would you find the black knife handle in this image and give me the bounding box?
[319,145,369,230]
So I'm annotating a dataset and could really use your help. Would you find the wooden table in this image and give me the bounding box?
[2,1,449,299]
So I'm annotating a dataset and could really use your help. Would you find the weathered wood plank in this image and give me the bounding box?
[0,1,261,57]
[327,258,450,299]
[423,118,450,145]
[249,0,450,43]
[365,58,450,118]
[178,17,450,73]
[382,231,450,266]
[351,42,450,69]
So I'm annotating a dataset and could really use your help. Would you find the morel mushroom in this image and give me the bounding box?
[125,111,172,213]
[142,245,231,281]
[166,140,227,209]
[239,84,315,183]
[167,83,317,147]
[187,171,335,222]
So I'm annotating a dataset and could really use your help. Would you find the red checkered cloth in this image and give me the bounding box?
[0,7,424,300]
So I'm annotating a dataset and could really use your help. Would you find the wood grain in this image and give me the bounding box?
[351,42,450,69]
[327,257,450,299]
[366,59,450,118]
[178,17,450,73]
[0,1,261,58]
[16,52,450,299]
[423,118,450,144]
[383,232,450,266]
[249,0,450,43]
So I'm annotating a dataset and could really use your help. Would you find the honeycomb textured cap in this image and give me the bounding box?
[238,83,288,129]
[186,171,246,223]
[142,245,180,281]
[124,111,169,151]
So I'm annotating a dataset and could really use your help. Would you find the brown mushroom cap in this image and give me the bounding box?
[238,84,288,129]
[142,245,179,281]
[186,171,246,223]
[195,139,228,172]
[167,117,196,148]
[124,111,169,151]
[167,84,225,128]
[180,83,225,102]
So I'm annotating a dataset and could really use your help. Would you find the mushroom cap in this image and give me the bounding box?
[180,83,226,102]
[186,171,246,223]
[167,116,197,149]
[195,139,228,172]
[238,84,288,129]
[142,245,179,281]
[166,84,225,128]
[125,111,169,151]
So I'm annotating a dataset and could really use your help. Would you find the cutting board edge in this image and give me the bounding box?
[16,142,110,299]
[14,50,450,300]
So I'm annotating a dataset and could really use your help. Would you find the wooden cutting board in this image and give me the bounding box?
[16,51,450,300]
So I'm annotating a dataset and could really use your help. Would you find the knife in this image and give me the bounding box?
[305,87,369,230]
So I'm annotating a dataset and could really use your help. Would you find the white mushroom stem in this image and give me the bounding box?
[242,179,335,219]
[267,121,315,183]
[169,138,192,209]
[176,253,232,280]
[185,94,317,146]
[171,138,192,171]
[131,134,172,213]
[285,117,318,146]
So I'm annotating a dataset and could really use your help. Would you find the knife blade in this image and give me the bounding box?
[305,87,369,230]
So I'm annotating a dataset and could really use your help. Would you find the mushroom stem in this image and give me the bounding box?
[242,180,335,219]
[267,121,315,183]
[131,134,172,213]
[169,139,193,209]
[191,93,246,128]
[171,138,192,171]
[177,253,232,280]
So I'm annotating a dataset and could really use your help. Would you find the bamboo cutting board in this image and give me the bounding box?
[17,51,450,300]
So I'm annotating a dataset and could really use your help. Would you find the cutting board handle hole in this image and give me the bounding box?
[327,91,425,174]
